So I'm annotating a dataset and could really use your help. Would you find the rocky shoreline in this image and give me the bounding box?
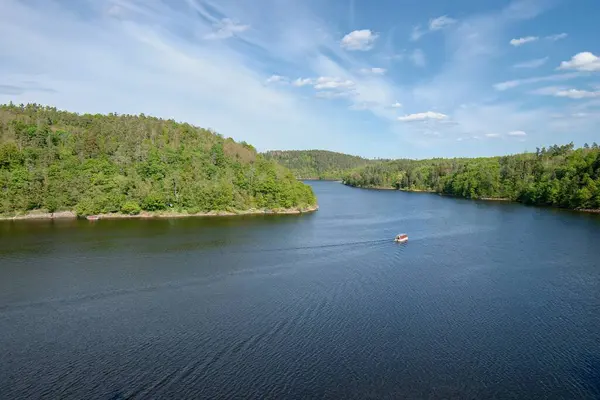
[0,205,319,221]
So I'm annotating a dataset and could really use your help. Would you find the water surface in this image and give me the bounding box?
[1,181,600,399]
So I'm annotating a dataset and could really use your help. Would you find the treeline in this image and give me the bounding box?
[263,150,380,180]
[0,103,316,216]
[343,143,600,210]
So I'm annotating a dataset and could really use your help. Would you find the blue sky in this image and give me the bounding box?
[1,0,599,159]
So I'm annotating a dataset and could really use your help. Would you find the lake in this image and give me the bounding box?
[1,181,600,399]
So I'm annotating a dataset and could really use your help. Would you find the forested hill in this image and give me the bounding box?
[263,150,380,180]
[343,143,600,211]
[0,103,316,217]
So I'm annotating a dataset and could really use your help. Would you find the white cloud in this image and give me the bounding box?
[204,18,250,40]
[485,133,501,138]
[410,49,426,67]
[359,67,386,75]
[555,89,600,99]
[314,76,355,90]
[510,36,538,46]
[397,111,448,122]
[558,52,600,72]
[533,86,600,99]
[265,75,287,84]
[429,15,457,31]
[493,72,583,90]
[546,33,567,41]
[341,29,378,51]
[391,102,402,108]
[507,130,527,136]
[292,78,314,87]
[530,85,567,95]
[513,57,548,69]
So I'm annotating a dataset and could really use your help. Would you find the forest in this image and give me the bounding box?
[0,103,316,216]
[263,150,380,180]
[343,143,600,210]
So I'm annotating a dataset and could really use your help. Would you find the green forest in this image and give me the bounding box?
[263,150,380,180]
[343,143,600,210]
[0,103,316,217]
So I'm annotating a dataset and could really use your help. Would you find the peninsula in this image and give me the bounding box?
[0,103,317,219]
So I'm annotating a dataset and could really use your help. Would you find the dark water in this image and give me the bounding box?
[1,181,600,399]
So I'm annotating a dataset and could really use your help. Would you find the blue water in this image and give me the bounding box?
[1,181,600,399]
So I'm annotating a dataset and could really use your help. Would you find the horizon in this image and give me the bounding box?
[1,0,599,159]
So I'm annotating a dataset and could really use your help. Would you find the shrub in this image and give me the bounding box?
[121,200,141,215]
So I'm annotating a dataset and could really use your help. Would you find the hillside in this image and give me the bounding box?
[0,103,316,217]
[263,150,379,180]
[343,143,600,211]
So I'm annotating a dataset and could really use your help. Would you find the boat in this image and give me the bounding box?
[394,234,408,243]
[86,215,100,221]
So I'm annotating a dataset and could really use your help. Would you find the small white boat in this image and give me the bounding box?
[86,215,100,221]
[394,233,408,243]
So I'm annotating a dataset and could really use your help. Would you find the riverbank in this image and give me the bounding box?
[344,183,600,214]
[576,208,600,214]
[0,205,319,221]
[345,184,435,192]
[298,178,341,182]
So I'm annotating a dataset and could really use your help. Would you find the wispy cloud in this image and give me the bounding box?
[397,111,448,122]
[410,26,425,42]
[265,75,288,84]
[204,18,250,40]
[359,67,386,75]
[314,77,355,90]
[546,33,567,41]
[531,86,600,99]
[508,130,527,136]
[513,57,548,69]
[429,15,457,31]
[510,36,539,46]
[493,72,583,91]
[554,89,600,99]
[411,15,457,41]
[292,78,314,87]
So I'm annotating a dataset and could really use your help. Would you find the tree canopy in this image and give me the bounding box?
[0,103,316,216]
[263,150,381,180]
[343,143,600,210]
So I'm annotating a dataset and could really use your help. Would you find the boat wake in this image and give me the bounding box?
[234,238,391,254]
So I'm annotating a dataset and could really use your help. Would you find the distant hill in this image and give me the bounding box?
[263,150,381,180]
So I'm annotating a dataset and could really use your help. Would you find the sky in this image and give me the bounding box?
[1,0,599,159]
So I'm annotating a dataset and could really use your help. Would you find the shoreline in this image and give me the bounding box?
[344,184,600,214]
[299,178,340,182]
[576,208,600,214]
[0,205,319,221]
